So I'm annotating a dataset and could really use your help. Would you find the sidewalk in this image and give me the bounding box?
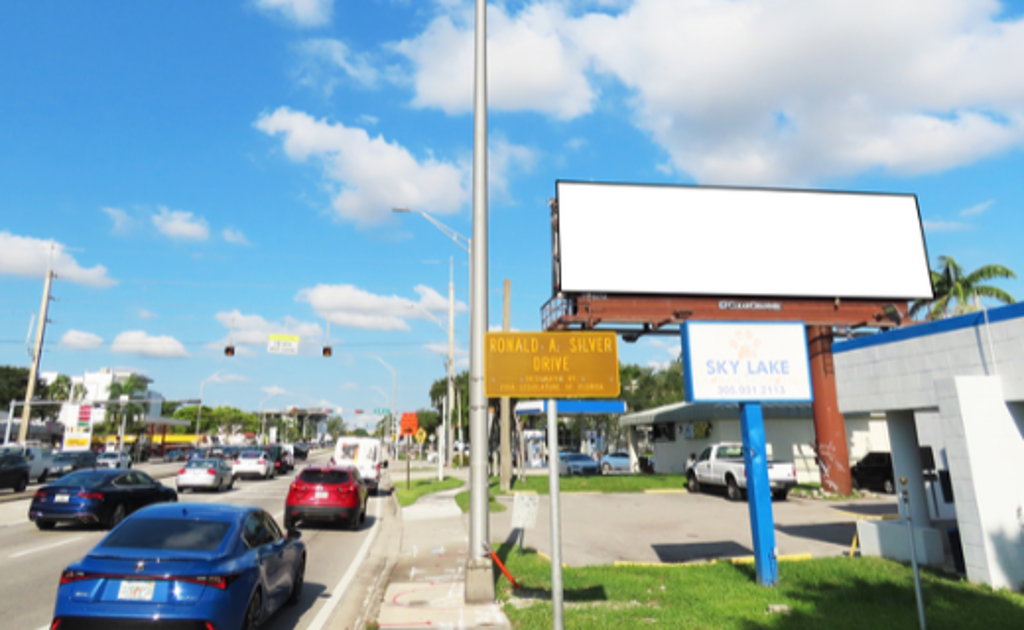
[375,486,512,630]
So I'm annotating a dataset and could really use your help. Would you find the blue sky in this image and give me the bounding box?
[2,0,1023,428]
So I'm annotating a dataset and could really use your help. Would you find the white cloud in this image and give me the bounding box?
[297,38,379,94]
[393,3,596,119]
[262,385,289,397]
[424,342,468,361]
[0,232,116,288]
[923,219,972,232]
[490,136,535,197]
[209,373,248,384]
[222,228,251,245]
[152,207,210,241]
[213,310,323,346]
[111,331,190,358]
[960,200,994,217]
[138,309,158,320]
[297,283,466,331]
[359,114,379,126]
[255,107,468,227]
[254,0,332,27]
[101,207,135,235]
[59,330,104,350]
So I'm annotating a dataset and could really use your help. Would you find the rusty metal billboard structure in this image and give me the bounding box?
[542,181,933,494]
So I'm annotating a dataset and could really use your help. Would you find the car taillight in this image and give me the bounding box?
[178,468,186,475]
[60,570,89,584]
[205,623,216,630]
[34,491,47,499]
[77,492,104,501]
[376,462,381,472]
[235,460,241,465]
[50,620,61,630]
[792,465,797,477]
[182,574,236,590]
[258,460,265,465]
[207,468,217,475]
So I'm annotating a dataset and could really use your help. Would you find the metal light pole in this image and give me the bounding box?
[19,269,54,444]
[195,371,224,447]
[374,356,397,459]
[466,0,492,601]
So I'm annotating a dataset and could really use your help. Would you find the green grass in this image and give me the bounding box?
[493,547,1024,629]
[394,476,464,507]
[504,473,688,495]
[456,478,507,513]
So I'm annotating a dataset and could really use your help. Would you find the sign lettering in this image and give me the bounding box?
[485,332,620,398]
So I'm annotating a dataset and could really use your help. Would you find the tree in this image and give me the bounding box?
[326,416,345,439]
[910,255,1015,320]
[46,374,72,401]
[99,375,150,436]
[353,428,369,437]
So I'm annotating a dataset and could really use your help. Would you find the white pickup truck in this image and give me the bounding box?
[686,442,797,501]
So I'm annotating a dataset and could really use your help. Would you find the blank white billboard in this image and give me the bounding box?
[556,181,933,300]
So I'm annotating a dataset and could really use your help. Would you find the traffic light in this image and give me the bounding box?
[323,345,332,357]
[224,345,235,357]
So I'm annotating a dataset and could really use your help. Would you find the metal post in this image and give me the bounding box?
[439,396,447,481]
[500,280,512,492]
[547,399,564,630]
[195,382,206,447]
[19,269,54,443]
[447,257,456,468]
[902,478,928,630]
[4,400,16,445]
[739,402,779,586]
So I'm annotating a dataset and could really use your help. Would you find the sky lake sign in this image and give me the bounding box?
[681,321,812,403]
[485,331,620,398]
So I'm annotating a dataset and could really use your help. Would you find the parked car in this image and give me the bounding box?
[0,443,54,482]
[163,448,187,462]
[50,503,305,630]
[96,451,132,469]
[29,469,177,530]
[687,443,798,501]
[284,465,368,530]
[599,451,633,474]
[176,458,235,493]
[332,437,385,494]
[0,452,30,493]
[49,451,98,478]
[558,453,599,476]
[851,451,895,494]
[234,450,276,480]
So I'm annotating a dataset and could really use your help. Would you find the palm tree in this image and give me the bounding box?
[102,375,149,439]
[910,256,1016,320]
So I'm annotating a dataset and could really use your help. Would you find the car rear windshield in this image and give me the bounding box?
[299,470,350,484]
[240,451,263,459]
[567,454,593,462]
[53,454,76,463]
[101,518,232,551]
[50,470,113,487]
[98,453,119,459]
[186,460,217,469]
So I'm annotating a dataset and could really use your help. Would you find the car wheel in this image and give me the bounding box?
[883,479,895,494]
[242,588,264,630]
[38,469,48,484]
[601,463,611,475]
[108,503,127,529]
[35,520,55,531]
[15,475,28,493]
[687,473,700,494]
[772,489,789,501]
[851,477,861,491]
[286,558,305,606]
[228,476,235,490]
[284,515,296,530]
[726,476,743,501]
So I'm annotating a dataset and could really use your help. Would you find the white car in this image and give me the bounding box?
[233,450,275,479]
[96,451,132,469]
[176,458,235,492]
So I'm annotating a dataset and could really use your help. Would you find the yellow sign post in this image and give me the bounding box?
[485,331,620,398]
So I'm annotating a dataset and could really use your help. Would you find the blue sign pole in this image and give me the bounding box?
[739,401,778,586]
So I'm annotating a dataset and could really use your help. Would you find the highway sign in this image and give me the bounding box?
[485,331,620,398]
[267,334,300,355]
[374,408,390,415]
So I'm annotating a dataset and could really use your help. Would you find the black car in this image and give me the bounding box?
[28,468,177,529]
[266,444,294,474]
[49,451,98,478]
[851,451,895,494]
[163,448,188,462]
[293,442,310,460]
[0,453,30,493]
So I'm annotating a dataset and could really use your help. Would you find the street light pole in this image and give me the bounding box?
[374,357,397,459]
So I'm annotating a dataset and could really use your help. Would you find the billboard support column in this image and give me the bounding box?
[547,399,564,630]
[740,402,778,586]
[807,325,852,495]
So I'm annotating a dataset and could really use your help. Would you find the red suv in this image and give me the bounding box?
[285,465,367,530]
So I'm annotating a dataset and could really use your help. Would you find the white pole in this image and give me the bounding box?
[19,269,54,443]
[4,400,15,445]
[439,395,447,481]
[547,399,564,629]
[448,256,455,468]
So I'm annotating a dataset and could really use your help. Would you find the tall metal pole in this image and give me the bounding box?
[547,399,564,629]
[500,280,512,492]
[19,269,54,443]
[4,400,16,445]
[447,258,456,468]
[468,0,490,567]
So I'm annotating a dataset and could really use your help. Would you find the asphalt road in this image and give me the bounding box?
[0,450,387,630]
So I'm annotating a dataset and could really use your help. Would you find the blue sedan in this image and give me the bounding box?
[51,503,305,630]
[599,451,633,474]
[29,468,177,530]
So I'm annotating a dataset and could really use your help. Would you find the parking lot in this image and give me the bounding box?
[491,489,899,566]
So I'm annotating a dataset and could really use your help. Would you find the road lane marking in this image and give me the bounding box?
[305,497,382,630]
[10,536,86,559]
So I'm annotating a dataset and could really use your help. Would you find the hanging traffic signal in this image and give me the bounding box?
[323,346,332,357]
[224,345,235,357]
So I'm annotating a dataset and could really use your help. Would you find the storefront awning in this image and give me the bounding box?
[619,401,813,426]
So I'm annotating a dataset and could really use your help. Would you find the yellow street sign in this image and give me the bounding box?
[415,428,427,444]
[485,331,620,398]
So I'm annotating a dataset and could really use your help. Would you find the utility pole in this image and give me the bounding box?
[465,0,493,603]
[500,280,512,492]
[447,257,456,468]
[19,269,54,444]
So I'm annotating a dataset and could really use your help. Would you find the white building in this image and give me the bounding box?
[57,368,162,428]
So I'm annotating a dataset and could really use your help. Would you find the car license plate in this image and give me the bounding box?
[54,494,69,503]
[117,581,155,601]
[315,491,328,499]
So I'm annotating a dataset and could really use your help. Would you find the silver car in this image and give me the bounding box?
[96,451,132,469]
[176,458,235,492]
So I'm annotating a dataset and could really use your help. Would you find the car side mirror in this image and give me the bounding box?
[287,528,302,541]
